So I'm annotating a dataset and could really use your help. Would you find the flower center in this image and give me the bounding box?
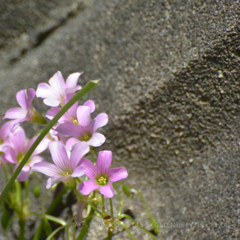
[72,119,78,125]
[96,175,109,186]
[80,133,92,142]
[63,172,69,177]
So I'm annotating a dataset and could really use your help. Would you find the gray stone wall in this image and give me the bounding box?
[0,0,239,239]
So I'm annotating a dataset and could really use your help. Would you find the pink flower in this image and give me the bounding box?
[3,126,50,181]
[32,141,89,189]
[4,89,44,124]
[79,151,128,198]
[36,71,82,107]
[55,102,108,149]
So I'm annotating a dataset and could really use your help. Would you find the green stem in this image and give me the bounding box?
[0,160,9,182]
[33,186,68,240]
[46,225,65,240]
[45,214,67,226]
[109,198,113,219]
[113,183,123,216]
[77,207,95,240]
[19,218,25,240]
[119,221,135,240]
[121,214,158,240]
[0,79,100,205]
[107,229,113,240]
[73,188,104,218]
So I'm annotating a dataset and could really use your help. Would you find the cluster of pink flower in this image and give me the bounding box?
[1,71,128,198]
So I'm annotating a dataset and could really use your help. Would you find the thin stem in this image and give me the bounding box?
[0,79,100,205]
[33,185,68,240]
[102,194,105,214]
[119,221,135,240]
[113,183,123,216]
[76,207,95,240]
[0,161,9,182]
[107,229,113,240]
[73,188,104,218]
[46,225,65,240]
[121,214,158,240]
[109,198,113,219]
[45,214,67,226]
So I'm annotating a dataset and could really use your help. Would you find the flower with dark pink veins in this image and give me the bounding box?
[32,141,89,189]
[36,71,82,107]
[55,103,108,149]
[4,89,46,124]
[3,126,50,181]
[79,151,128,198]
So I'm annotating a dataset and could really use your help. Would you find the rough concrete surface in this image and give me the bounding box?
[0,0,240,239]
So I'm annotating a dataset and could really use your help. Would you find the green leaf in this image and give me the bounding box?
[150,217,160,234]
[43,218,52,236]
[1,203,11,230]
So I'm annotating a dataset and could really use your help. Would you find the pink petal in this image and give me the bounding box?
[4,108,27,120]
[46,107,61,120]
[96,151,112,173]
[29,156,44,167]
[77,106,92,127]
[46,175,63,189]
[92,113,108,132]
[65,138,81,151]
[18,170,30,182]
[83,100,95,113]
[49,71,66,99]
[9,127,26,153]
[43,98,60,107]
[49,141,71,172]
[36,82,56,99]
[66,72,82,89]
[64,102,78,121]
[79,180,99,195]
[109,167,128,182]
[32,137,50,155]
[100,184,114,198]
[81,159,98,180]
[70,142,89,169]
[16,89,35,110]
[32,161,59,177]
[56,122,83,138]
[0,120,16,140]
[87,133,106,147]
[71,166,85,177]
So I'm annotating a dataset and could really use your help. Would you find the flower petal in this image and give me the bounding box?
[0,120,16,140]
[43,98,60,107]
[36,83,55,99]
[9,127,26,153]
[70,142,89,169]
[46,175,63,189]
[87,133,106,147]
[49,71,66,99]
[100,184,114,198]
[77,106,92,127]
[49,141,71,172]
[32,161,59,177]
[92,113,108,132]
[83,100,95,113]
[18,170,30,182]
[4,108,27,120]
[16,89,35,110]
[79,180,99,195]
[96,150,112,173]
[46,107,61,120]
[56,121,83,138]
[65,138,80,151]
[109,167,128,182]
[71,166,85,177]
[81,159,98,180]
[66,72,82,89]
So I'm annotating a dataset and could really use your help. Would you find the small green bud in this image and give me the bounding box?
[33,185,41,198]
